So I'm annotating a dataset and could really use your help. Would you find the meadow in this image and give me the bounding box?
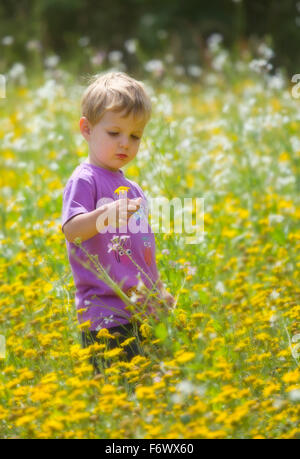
[0,43,300,439]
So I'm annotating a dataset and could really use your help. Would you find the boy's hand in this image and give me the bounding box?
[138,286,175,321]
[96,197,142,232]
[159,289,175,308]
[156,279,175,308]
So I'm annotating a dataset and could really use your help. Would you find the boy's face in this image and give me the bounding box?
[79,110,146,172]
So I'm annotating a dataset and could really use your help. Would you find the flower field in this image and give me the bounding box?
[1,50,300,438]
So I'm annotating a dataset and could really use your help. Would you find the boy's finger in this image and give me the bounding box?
[130,198,142,205]
[128,204,139,211]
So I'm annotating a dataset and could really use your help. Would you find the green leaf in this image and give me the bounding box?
[198,290,209,304]
[271,227,286,246]
[154,323,168,341]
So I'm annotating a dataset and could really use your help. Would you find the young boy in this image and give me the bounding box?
[61,71,174,373]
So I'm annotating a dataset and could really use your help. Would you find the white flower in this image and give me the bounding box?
[215,281,225,295]
[268,214,284,224]
[141,14,155,27]
[212,51,228,71]
[270,290,280,300]
[272,398,285,410]
[276,176,295,188]
[2,36,14,46]
[157,29,167,39]
[176,380,195,395]
[187,65,202,78]
[78,36,90,47]
[44,55,60,68]
[165,54,174,64]
[26,40,42,51]
[8,63,26,80]
[258,43,274,60]
[120,235,130,242]
[290,136,300,153]
[187,265,197,276]
[171,393,183,404]
[108,50,123,63]
[135,273,145,292]
[288,389,300,402]
[174,66,185,76]
[249,59,272,73]
[36,79,58,102]
[269,314,278,326]
[104,315,114,324]
[90,51,106,66]
[124,39,137,54]
[207,33,223,52]
[107,241,118,253]
[130,292,139,304]
[144,59,164,77]
[49,162,59,171]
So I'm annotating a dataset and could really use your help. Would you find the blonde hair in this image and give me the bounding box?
[81,71,152,126]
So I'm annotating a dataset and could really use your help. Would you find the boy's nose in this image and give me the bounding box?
[119,136,129,148]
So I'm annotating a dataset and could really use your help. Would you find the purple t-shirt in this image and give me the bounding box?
[61,161,159,331]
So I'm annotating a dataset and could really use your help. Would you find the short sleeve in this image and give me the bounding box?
[61,175,96,233]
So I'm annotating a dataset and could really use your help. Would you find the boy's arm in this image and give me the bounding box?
[62,205,108,243]
[63,197,142,243]
[156,277,175,308]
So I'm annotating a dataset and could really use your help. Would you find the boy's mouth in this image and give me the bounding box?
[116,154,128,159]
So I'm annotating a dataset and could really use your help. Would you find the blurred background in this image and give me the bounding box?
[0,0,299,81]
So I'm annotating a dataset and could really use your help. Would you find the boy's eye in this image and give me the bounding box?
[108,132,140,140]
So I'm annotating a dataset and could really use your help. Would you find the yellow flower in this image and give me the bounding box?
[17,368,35,381]
[24,349,37,359]
[263,383,280,398]
[175,352,195,364]
[78,320,92,331]
[282,370,300,384]
[126,165,139,176]
[96,328,116,339]
[131,355,147,366]
[15,415,36,427]
[43,418,64,431]
[279,151,290,162]
[191,312,206,320]
[104,347,123,359]
[0,406,9,421]
[140,323,152,338]
[135,386,156,400]
[101,384,116,395]
[120,337,136,347]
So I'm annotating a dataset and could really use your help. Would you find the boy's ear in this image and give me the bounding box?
[79,117,91,139]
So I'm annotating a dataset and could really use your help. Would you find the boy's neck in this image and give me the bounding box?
[86,156,120,173]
